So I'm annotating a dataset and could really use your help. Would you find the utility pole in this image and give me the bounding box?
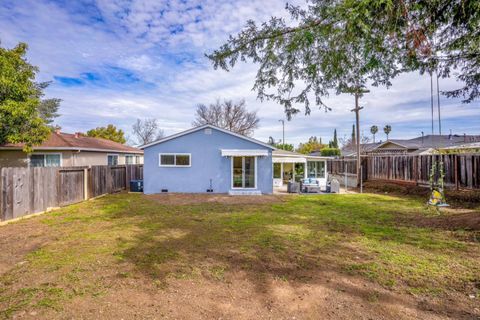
[349,88,369,188]
[278,119,285,149]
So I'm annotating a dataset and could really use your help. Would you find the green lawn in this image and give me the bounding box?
[0,193,479,318]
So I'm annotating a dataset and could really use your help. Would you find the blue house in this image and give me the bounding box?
[141,124,275,195]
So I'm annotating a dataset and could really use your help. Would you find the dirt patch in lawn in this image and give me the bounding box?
[407,211,480,231]
[145,193,286,205]
[0,218,54,276]
[37,267,478,320]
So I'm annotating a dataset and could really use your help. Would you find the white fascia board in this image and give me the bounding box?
[221,149,269,157]
[272,157,307,163]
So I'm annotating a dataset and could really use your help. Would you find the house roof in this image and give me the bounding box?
[441,142,480,150]
[140,124,276,150]
[0,131,142,154]
[375,135,480,150]
[340,142,381,156]
[342,134,480,156]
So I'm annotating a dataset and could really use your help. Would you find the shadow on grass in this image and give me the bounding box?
[107,193,479,319]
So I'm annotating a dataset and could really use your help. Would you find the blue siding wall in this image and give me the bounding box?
[143,128,273,194]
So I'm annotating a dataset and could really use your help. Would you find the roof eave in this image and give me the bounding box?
[140,124,276,150]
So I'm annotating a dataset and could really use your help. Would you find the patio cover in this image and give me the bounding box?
[221,149,269,157]
[272,156,307,163]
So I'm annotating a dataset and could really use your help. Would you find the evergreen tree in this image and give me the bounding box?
[332,129,338,148]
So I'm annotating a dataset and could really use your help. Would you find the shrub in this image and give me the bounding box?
[320,148,341,156]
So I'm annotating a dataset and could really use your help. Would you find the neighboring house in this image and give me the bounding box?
[0,130,143,167]
[341,134,480,157]
[440,142,480,154]
[141,124,329,195]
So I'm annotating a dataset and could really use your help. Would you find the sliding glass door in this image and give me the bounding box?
[232,156,256,189]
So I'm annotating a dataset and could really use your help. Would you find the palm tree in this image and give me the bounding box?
[370,125,378,143]
[384,125,392,140]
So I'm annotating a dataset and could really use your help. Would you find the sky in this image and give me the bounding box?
[1,0,479,146]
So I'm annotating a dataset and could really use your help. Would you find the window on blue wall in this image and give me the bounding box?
[159,153,191,167]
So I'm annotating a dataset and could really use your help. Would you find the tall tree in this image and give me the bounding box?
[297,136,325,154]
[208,1,480,109]
[332,129,338,149]
[370,125,378,143]
[35,80,61,127]
[38,98,61,126]
[192,99,259,136]
[87,124,126,144]
[207,1,479,187]
[384,124,392,140]
[132,118,164,145]
[0,42,50,152]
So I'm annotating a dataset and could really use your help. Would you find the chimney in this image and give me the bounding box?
[464,133,466,142]
[74,132,82,138]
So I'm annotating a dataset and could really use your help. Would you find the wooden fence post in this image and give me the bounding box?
[454,155,459,190]
[125,165,129,191]
[84,168,89,200]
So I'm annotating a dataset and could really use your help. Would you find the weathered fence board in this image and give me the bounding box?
[0,164,143,222]
[327,154,480,190]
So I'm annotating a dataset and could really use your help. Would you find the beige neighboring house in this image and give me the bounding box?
[0,130,143,168]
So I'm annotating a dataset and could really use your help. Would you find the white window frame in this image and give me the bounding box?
[231,156,257,189]
[307,160,326,179]
[159,153,191,167]
[29,153,63,167]
[125,154,135,165]
[107,154,119,166]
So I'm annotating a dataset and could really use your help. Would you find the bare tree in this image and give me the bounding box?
[192,99,259,136]
[339,135,371,155]
[132,118,165,145]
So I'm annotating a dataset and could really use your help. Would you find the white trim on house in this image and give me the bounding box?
[272,156,307,163]
[140,124,276,150]
[158,153,192,167]
[28,153,63,167]
[221,149,269,157]
[230,156,257,190]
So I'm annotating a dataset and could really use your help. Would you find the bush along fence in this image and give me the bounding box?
[327,154,480,190]
[0,164,143,222]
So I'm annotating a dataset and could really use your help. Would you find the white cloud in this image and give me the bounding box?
[0,0,478,147]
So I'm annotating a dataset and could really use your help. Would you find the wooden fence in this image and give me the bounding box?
[0,164,143,222]
[327,154,480,190]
